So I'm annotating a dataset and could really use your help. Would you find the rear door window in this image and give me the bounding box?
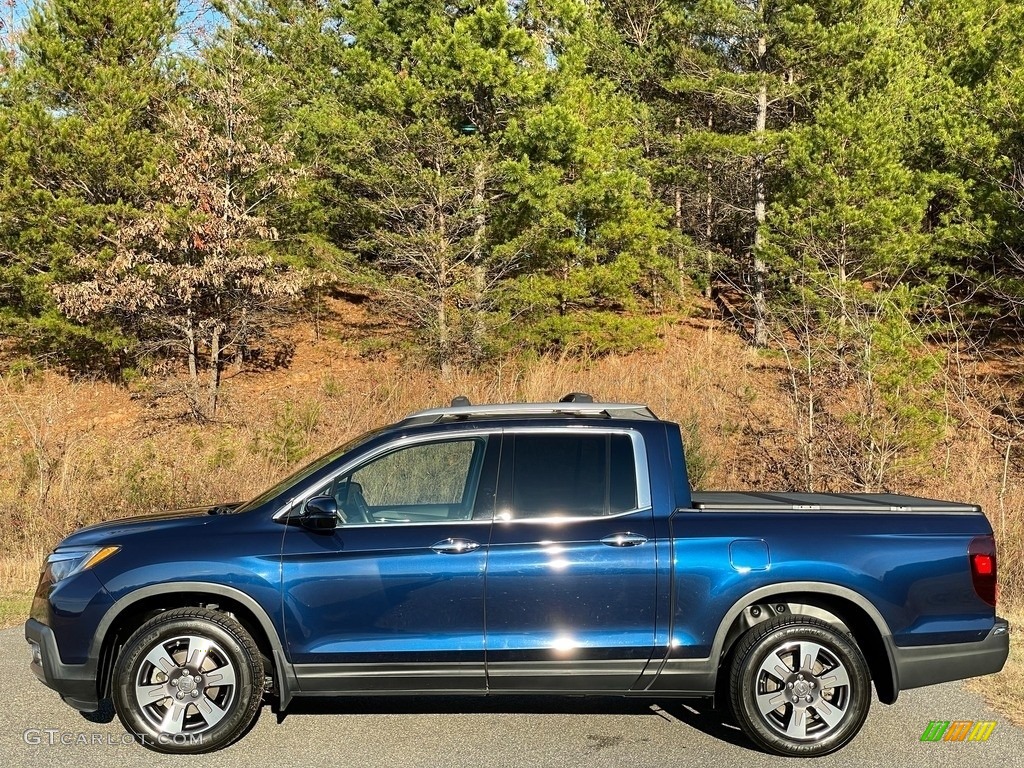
[503,433,637,519]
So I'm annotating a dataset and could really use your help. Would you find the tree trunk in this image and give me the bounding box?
[673,116,685,293]
[752,27,769,347]
[184,310,202,418]
[438,273,451,379]
[804,328,815,492]
[704,111,715,299]
[208,322,224,417]
[838,222,849,334]
[435,193,452,379]
[470,159,487,361]
[185,311,198,383]
[234,304,248,371]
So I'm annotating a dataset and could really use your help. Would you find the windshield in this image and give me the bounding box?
[234,425,389,514]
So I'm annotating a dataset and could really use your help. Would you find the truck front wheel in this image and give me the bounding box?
[111,607,264,753]
[728,615,871,756]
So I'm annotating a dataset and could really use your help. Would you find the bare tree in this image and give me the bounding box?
[770,263,947,494]
[358,124,517,376]
[56,40,303,418]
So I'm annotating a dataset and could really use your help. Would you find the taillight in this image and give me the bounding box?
[969,535,997,607]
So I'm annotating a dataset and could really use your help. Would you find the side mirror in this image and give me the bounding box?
[301,495,338,532]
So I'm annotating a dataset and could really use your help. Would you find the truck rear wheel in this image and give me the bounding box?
[112,607,264,753]
[728,615,871,756]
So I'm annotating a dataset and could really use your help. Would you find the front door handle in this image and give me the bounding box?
[600,533,648,547]
[431,538,481,554]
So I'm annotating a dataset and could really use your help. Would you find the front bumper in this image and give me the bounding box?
[25,618,99,712]
[892,617,1010,691]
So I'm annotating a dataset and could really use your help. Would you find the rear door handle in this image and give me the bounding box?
[431,538,481,554]
[600,533,648,547]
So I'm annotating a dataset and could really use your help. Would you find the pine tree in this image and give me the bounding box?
[762,2,963,489]
[911,0,1024,327]
[494,26,674,355]
[232,1,541,371]
[443,0,675,358]
[236,0,672,367]
[0,0,177,370]
[589,0,808,345]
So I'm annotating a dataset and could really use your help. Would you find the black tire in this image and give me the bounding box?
[112,607,264,754]
[728,616,871,757]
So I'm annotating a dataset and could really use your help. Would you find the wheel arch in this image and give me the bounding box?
[94,583,284,700]
[711,582,898,705]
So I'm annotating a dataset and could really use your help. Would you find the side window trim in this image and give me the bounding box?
[495,427,651,522]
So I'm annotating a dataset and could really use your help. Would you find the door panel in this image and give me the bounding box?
[281,434,498,692]
[282,520,489,691]
[484,432,657,691]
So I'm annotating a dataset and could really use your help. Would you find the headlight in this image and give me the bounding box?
[45,546,120,584]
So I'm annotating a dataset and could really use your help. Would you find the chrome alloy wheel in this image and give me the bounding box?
[729,616,870,756]
[133,634,238,737]
[753,638,852,740]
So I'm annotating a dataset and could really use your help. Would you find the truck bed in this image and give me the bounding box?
[689,491,980,514]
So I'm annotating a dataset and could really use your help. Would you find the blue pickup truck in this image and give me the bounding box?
[26,396,1009,756]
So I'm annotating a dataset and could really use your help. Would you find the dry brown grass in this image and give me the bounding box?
[967,605,1024,728]
[0,315,778,595]
[0,557,38,627]
[1,301,1022,653]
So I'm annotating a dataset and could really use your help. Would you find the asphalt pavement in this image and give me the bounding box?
[0,626,1019,767]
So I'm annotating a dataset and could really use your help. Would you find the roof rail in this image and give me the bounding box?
[400,400,659,425]
[560,392,594,403]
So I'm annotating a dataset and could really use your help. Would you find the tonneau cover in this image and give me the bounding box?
[689,491,980,514]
